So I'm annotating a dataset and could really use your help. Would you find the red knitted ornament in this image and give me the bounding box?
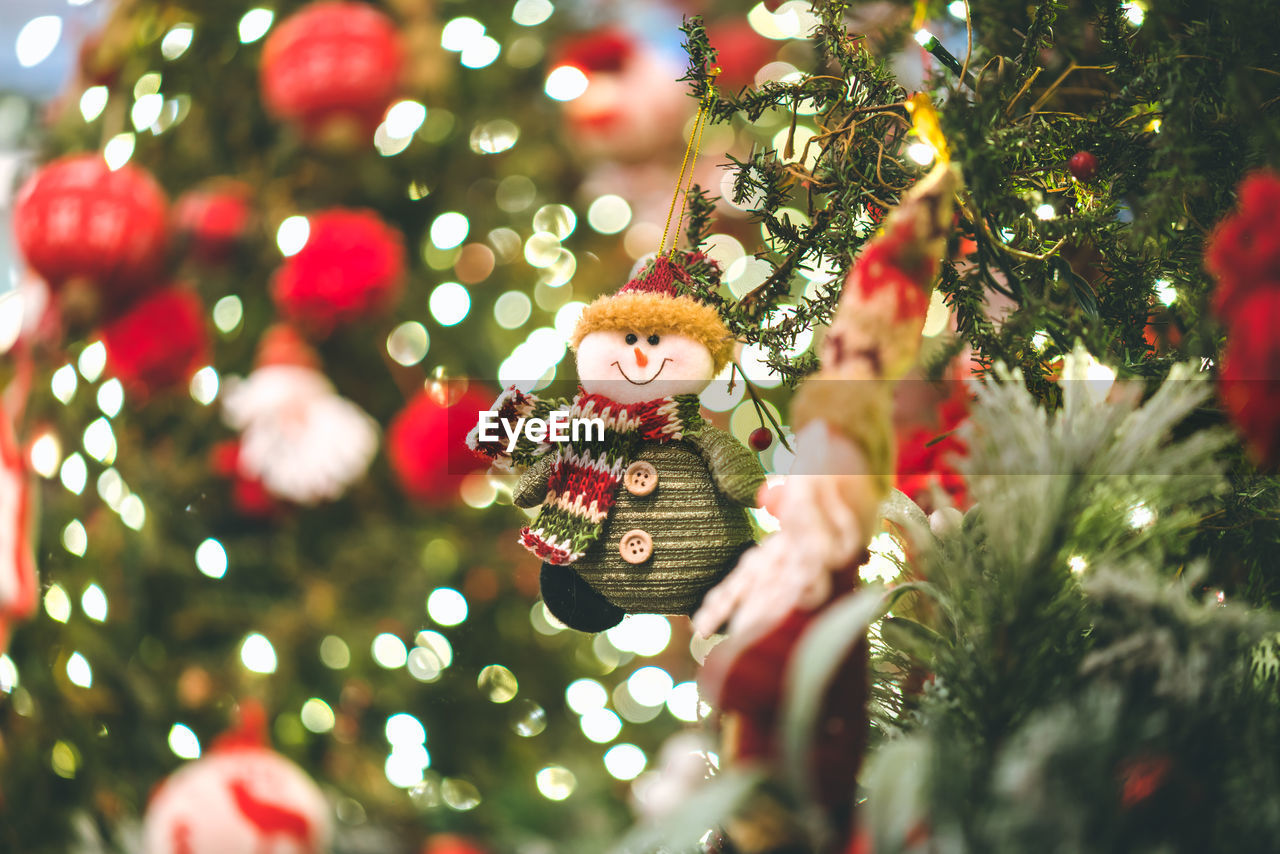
[13,154,168,303]
[260,1,404,140]
[271,209,405,334]
[1206,170,1280,323]
[1218,288,1280,468]
[174,183,253,265]
[101,287,208,399]
[388,387,493,504]
[896,391,970,511]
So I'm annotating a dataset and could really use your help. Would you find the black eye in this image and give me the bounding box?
[647,334,660,346]
[625,333,638,345]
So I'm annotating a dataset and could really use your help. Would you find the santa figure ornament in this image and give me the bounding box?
[550,28,690,164]
[222,325,378,505]
[143,702,332,854]
[469,251,765,632]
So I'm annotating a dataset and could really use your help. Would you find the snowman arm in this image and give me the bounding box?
[513,453,556,508]
[690,426,766,507]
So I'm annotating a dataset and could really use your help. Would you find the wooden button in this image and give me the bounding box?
[618,529,653,564]
[623,461,658,496]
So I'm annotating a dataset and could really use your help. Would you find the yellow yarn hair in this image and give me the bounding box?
[570,292,735,373]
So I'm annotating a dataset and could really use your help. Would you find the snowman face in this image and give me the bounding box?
[576,329,714,404]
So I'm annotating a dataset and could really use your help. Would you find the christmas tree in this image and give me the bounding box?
[0,1,1277,853]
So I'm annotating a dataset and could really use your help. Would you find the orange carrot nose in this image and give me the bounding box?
[633,347,649,368]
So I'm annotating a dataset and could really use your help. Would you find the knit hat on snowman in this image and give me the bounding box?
[570,250,735,374]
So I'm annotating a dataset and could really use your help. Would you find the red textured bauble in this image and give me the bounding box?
[174,183,253,265]
[101,287,208,399]
[260,1,404,140]
[1068,150,1098,182]
[749,426,773,452]
[271,209,406,334]
[1218,288,1280,469]
[13,154,168,303]
[388,387,493,504]
[1206,170,1280,323]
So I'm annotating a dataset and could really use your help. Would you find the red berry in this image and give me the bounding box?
[749,427,773,452]
[1069,150,1099,182]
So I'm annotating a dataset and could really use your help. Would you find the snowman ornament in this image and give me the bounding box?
[470,251,765,631]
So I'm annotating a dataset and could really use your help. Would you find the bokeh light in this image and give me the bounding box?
[429,282,471,326]
[372,633,409,669]
[167,724,200,759]
[427,587,468,626]
[545,66,589,101]
[603,744,646,780]
[240,633,277,674]
[566,678,607,714]
[536,764,575,800]
[195,538,227,579]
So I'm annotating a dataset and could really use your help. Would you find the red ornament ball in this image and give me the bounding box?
[143,732,331,854]
[174,183,253,265]
[1068,150,1098,182]
[260,1,404,140]
[421,835,489,854]
[271,208,406,334]
[1218,288,1280,469]
[1206,170,1280,323]
[101,287,208,399]
[749,426,773,452]
[388,386,493,504]
[13,154,168,302]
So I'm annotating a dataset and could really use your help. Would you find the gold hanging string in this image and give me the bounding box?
[659,69,719,257]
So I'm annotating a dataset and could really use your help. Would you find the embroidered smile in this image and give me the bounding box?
[612,359,673,385]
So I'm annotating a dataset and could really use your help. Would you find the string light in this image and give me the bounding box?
[544,66,589,101]
[66,653,93,688]
[535,765,575,800]
[195,539,227,579]
[603,744,646,780]
[168,724,201,759]
[237,8,273,43]
[81,584,108,622]
[239,633,277,674]
[512,0,554,26]
[15,16,62,68]
[300,699,335,733]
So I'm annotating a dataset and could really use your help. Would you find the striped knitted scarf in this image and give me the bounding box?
[468,387,703,565]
